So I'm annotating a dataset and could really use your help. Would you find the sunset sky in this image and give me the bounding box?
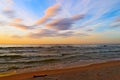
[0,0,120,44]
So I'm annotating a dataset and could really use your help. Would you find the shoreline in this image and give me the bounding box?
[0,60,120,80]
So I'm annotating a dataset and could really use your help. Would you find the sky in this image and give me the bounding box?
[0,0,120,44]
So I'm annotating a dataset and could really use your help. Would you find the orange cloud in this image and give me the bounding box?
[13,18,22,23]
[10,23,32,30]
[9,18,34,30]
[35,4,60,25]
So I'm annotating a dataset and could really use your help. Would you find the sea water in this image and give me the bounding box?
[0,44,120,73]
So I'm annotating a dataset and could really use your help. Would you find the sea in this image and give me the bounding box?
[0,44,120,74]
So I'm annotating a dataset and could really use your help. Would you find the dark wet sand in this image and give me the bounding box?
[0,60,120,80]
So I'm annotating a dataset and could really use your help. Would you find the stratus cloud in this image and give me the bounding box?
[111,18,120,28]
[72,14,85,20]
[12,35,22,38]
[10,23,33,30]
[0,21,8,26]
[13,18,22,23]
[27,29,72,38]
[27,29,57,38]
[115,18,120,23]
[9,18,35,30]
[58,31,74,37]
[2,9,16,18]
[46,14,85,30]
[35,4,61,25]
[26,28,88,38]
[111,23,120,28]
[87,29,94,32]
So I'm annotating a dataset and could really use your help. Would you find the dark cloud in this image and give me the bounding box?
[46,18,74,30]
[2,10,16,18]
[87,29,94,31]
[46,14,85,30]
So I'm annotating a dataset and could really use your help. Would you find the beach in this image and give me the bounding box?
[0,60,120,80]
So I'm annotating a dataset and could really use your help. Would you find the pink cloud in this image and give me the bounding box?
[72,14,85,20]
[10,23,33,30]
[35,4,61,25]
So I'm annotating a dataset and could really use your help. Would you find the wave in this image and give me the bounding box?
[0,44,120,73]
[0,55,25,59]
[0,58,61,64]
[1,52,120,64]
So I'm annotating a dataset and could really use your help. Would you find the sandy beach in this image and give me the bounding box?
[0,60,119,80]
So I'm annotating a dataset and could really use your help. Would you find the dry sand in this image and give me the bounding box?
[0,60,120,80]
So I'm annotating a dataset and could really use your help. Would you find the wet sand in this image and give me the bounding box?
[0,60,120,80]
